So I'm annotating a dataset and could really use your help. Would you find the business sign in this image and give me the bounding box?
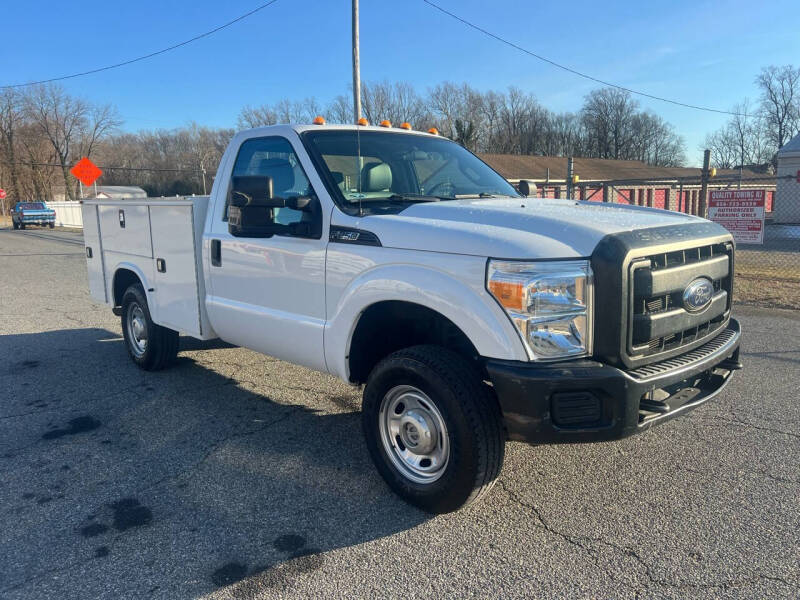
[708,189,765,245]
[0,189,6,200]
[70,157,103,187]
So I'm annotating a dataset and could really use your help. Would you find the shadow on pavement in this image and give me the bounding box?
[0,327,430,598]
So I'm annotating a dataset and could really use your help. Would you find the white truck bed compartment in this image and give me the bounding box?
[81,197,214,339]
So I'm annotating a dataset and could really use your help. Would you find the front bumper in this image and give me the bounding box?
[486,318,741,444]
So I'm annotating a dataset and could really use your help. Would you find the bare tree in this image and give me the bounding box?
[756,65,800,153]
[237,105,278,129]
[361,81,429,126]
[238,97,322,129]
[24,84,119,200]
[581,88,638,159]
[704,99,772,169]
[327,94,352,124]
[0,90,23,212]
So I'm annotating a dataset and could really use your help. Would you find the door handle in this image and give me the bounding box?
[211,239,222,267]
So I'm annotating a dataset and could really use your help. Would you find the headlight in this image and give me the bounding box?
[487,260,593,361]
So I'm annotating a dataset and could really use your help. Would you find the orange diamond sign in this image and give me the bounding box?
[70,157,103,186]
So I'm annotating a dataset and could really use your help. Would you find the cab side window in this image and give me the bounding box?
[226,137,313,227]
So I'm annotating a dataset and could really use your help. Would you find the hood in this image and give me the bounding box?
[348,197,704,258]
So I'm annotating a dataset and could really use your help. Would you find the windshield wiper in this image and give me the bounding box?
[454,192,499,199]
[384,193,443,203]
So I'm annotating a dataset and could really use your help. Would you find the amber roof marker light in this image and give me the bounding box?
[427,127,439,135]
[312,116,326,125]
[379,120,392,128]
[399,122,412,130]
[357,117,368,126]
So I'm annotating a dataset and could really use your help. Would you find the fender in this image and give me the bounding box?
[109,260,155,312]
[325,262,529,381]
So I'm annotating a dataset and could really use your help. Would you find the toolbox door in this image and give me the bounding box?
[149,204,202,336]
[81,203,107,303]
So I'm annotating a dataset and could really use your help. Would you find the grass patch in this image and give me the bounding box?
[735,248,800,310]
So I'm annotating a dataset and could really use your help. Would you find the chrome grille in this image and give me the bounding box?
[628,242,732,360]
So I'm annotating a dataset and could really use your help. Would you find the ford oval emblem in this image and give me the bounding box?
[682,278,714,313]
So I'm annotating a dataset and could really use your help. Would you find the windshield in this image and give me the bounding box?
[19,202,45,210]
[302,130,518,214]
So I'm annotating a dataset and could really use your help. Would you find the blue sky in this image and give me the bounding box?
[3,0,799,165]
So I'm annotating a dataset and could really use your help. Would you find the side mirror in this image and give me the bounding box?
[518,180,536,197]
[231,175,315,211]
[228,175,319,238]
[229,175,282,238]
[230,175,274,208]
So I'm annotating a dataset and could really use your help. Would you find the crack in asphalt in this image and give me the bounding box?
[703,414,800,440]
[677,463,798,486]
[0,378,149,452]
[498,481,796,592]
[138,406,301,494]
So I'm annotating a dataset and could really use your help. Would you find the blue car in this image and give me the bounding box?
[11,202,56,230]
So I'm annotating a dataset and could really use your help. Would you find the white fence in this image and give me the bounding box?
[46,201,83,228]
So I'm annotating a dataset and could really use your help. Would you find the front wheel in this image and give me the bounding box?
[362,345,505,513]
[121,284,179,371]
[12,221,19,230]
[18,222,25,230]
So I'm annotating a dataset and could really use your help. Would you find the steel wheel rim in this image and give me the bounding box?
[126,302,148,357]
[378,385,449,484]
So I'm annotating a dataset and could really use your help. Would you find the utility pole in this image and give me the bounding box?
[699,149,711,217]
[352,0,361,123]
[566,157,574,199]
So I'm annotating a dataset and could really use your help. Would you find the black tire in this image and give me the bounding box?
[362,345,505,513]
[19,222,25,230]
[12,221,19,230]
[121,283,179,371]
[48,222,54,229]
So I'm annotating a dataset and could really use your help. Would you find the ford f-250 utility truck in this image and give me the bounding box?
[81,122,742,513]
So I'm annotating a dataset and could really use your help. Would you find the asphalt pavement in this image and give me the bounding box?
[1,227,798,599]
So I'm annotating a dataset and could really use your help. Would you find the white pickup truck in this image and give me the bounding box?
[82,122,742,513]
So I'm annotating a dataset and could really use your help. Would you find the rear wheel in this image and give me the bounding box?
[362,345,505,513]
[121,284,178,370]
[48,222,54,229]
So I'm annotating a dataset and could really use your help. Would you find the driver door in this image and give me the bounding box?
[205,135,328,372]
